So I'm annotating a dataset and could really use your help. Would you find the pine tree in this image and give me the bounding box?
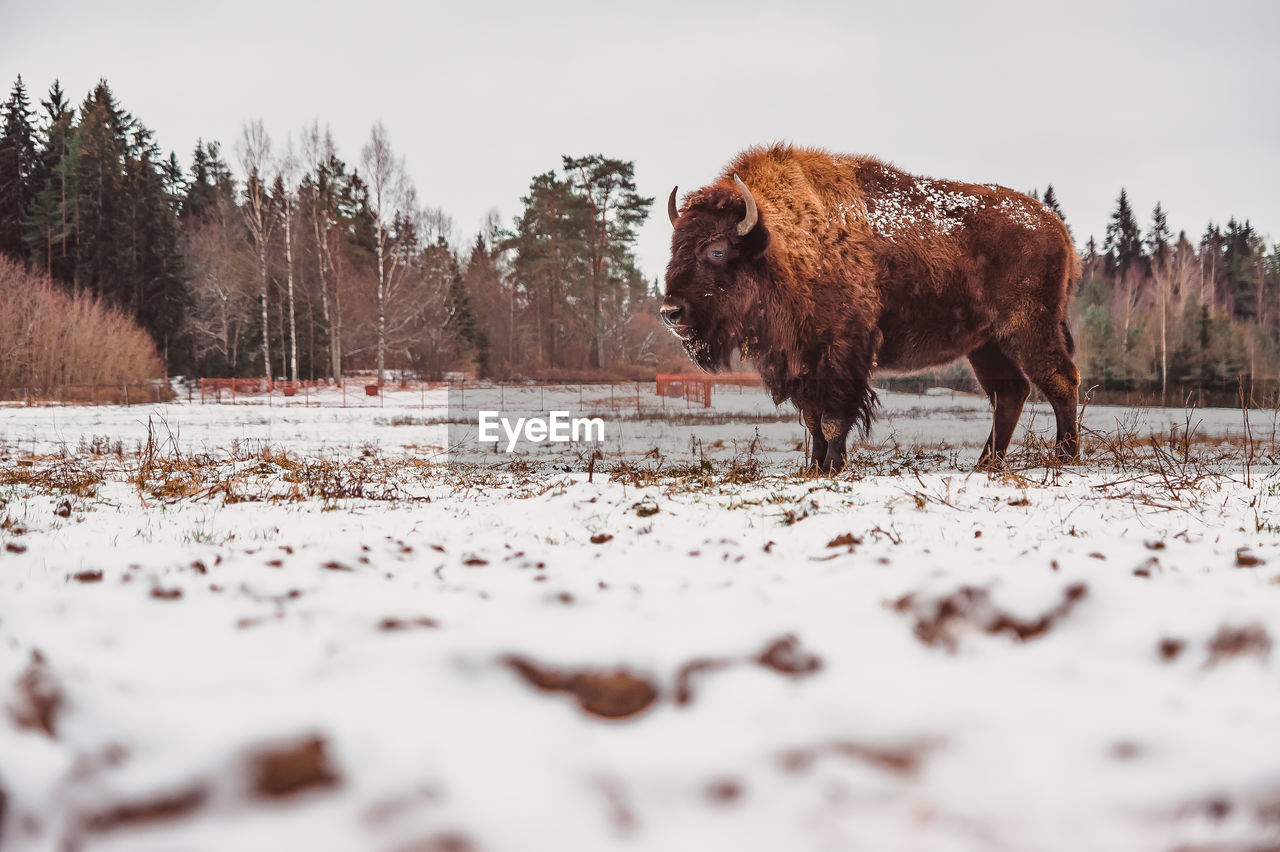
[1146,202,1172,264]
[181,140,236,221]
[1102,188,1144,277]
[46,80,192,369]
[0,75,39,259]
[121,123,189,367]
[1222,218,1263,322]
[505,170,588,368]
[71,80,131,300]
[561,155,653,369]
[1200,223,1223,310]
[1041,184,1071,239]
[443,236,488,375]
[1084,236,1098,263]
[23,80,74,279]
[464,226,510,374]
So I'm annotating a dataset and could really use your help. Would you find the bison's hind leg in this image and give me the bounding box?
[968,340,1031,469]
[1005,314,1080,463]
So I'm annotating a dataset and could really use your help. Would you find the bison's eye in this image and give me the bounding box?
[705,239,730,264]
[711,249,724,259]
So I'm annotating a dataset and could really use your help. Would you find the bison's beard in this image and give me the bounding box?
[681,324,737,373]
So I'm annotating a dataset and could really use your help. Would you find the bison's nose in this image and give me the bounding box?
[660,298,688,328]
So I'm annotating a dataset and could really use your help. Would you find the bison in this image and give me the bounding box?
[661,144,1080,473]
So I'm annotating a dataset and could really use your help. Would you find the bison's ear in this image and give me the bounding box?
[739,216,769,259]
[731,174,769,259]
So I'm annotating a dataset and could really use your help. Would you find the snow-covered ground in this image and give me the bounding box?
[2,382,1273,462]
[1,389,1279,851]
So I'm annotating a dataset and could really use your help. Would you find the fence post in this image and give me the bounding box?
[123,384,130,406]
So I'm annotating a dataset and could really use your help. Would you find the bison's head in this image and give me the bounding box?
[662,174,770,371]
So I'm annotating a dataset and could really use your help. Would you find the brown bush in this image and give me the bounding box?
[0,256,164,393]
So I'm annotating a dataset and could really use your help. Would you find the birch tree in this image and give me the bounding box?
[236,119,275,380]
[278,136,300,381]
[302,121,343,380]
[360,121,412,384]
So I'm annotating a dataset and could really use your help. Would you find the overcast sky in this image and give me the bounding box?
[3,0,1277,280]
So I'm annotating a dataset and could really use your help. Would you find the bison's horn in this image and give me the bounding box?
[668,186,679,227]
[733,173,757,236]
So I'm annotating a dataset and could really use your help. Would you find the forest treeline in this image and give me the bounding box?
[0,75,677,386]
[1,75,1277,395]
[1070,190,1279,400]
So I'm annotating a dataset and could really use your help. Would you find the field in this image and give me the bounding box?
[2,386,1279,852]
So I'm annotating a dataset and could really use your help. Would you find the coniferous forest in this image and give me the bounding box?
[1,75,1277,401]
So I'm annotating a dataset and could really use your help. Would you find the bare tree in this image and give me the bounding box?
[302,120,342,380]
[361,121,413,384]
[1148,235,1200,402]
[236,119,276,380]
[185,194,256,374]
[279,136,301,381]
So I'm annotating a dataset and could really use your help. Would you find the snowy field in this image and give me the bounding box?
[1,387,1279,851]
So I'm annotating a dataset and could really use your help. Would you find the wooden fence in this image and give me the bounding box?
[0,375,769,409]
[655,373,760,407]
[0,381,172,406]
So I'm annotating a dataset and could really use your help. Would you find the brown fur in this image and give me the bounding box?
[663,144,1080,472]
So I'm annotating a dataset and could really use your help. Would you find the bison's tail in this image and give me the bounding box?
[854,386,880,438]
[1060,244,1082,357]
[1067,248,1083,294]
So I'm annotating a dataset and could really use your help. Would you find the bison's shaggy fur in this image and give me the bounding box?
[662,144,1081,472]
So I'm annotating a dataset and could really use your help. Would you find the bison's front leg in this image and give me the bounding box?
[802,410,829,472]
[819,415,852,474]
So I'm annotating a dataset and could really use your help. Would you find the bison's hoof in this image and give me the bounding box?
[974,454,1007,472]
[807,460,844,476]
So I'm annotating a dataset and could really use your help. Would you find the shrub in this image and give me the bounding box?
[0,256,165,393]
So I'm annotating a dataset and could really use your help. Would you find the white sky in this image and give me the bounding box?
[2,0,1277,281]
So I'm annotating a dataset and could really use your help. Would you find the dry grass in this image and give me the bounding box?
[1,398,1275,513]
[0,456,105,497]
